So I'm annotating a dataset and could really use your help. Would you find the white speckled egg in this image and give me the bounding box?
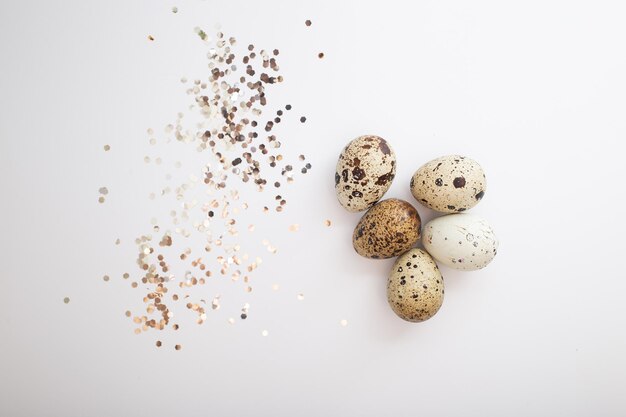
[335,135,396,212]
[410,155,486,213]
[387,249,444,323]
[423,214,498,271]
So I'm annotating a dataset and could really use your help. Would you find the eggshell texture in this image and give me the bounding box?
[410,155,486,213]
[387,249,444,323]
[352,199,421,259]
[423,214,498,271]
[335,135,396,212]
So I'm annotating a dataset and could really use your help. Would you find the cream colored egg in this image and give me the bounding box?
[423,214,498,271]
[387,249,444,323]
[335,135,396,212]
[410,155,486,213]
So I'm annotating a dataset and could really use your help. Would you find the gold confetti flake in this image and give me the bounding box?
[123,273,129,279]
[103,275,110,282]
[125,310,131,317]
[63,297,70,304]
[98,196,105,204]
[148,35,155,41]
[325,219,332,227]
[288,224,299,232]
[175,344,182,350]
[103,144,111,151]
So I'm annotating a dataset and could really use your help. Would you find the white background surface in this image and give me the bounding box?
[1,1,625,416]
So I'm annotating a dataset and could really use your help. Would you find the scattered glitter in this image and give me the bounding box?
[148,35,155,41]
[318,52,324,59]
[340,319,348,327]
[261,330,269,337]
[305,19,312,26]
[175,344,182,351]
[325,219,332,227]
[297,293,304,301]
[288,224,299,232]
[108,30,312,345]
[103,275,110,282]
[103,145,111,151]
[63,297,70,304]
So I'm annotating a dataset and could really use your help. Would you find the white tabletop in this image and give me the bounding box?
[1,1,624,416]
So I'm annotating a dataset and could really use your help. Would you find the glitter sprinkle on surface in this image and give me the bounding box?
[106,30,312,345]
[103,145,111,151]
[305,20,312,26]
[63,297,70,304]
[324,219,332,227]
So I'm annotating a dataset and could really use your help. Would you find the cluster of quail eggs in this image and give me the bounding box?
[335,135,499,323]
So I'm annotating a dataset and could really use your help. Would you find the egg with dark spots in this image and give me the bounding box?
[423,214,498,271]
[352,199,421,259]
[387,249,444,322]
[335,135,396,212]
[410,155,486,213]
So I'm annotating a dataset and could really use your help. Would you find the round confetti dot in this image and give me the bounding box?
[156,341,162,347]
[299,116,307,123]
[103,145,110,151]
[63,297,70,304]
[325,219,332,227]
[261,330,269,337]
[305,19,312,26]
[175,344,182,350]
[340,319,348,327]
[103,275,110,282]
[318,52,324,59]
[297,293,304,301]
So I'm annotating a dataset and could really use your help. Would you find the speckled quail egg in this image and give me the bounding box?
[422,214,498,271]
[410,155,486,213]
[352,198,421,259]
[335,135,396,212]
[387,248,444,323]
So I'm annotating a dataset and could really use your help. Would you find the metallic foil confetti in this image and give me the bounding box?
[109,30,312,346]
[104,145,111,151]
[325,219,332,227]
[148,35,155,41]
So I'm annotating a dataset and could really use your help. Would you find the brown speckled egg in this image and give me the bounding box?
[335,135,396,212]
[352,199,421,259]
[410,155,486,213]
[387,249,444,323]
